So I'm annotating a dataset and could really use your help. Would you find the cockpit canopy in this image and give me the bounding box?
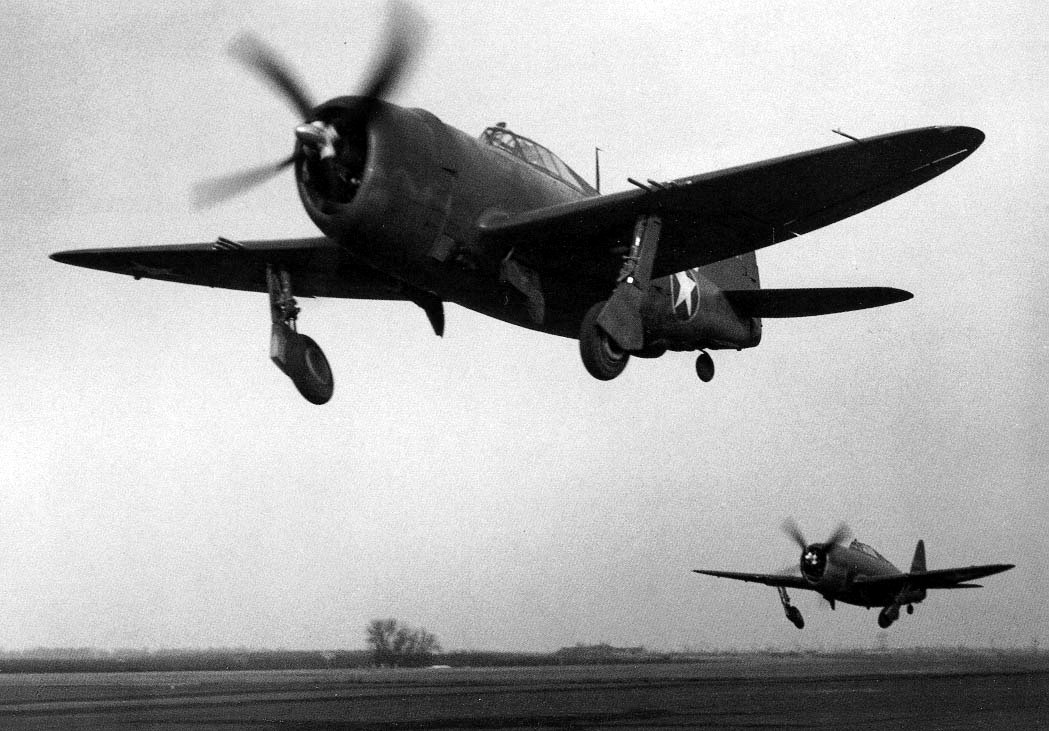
[480,124,596,194]
[850,540,887,561]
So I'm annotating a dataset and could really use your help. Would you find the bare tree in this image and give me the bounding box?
[365,619,441,667]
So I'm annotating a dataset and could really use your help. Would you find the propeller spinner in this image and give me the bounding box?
[782,519,851,582]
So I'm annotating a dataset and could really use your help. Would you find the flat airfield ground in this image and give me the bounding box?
[0,654,1046,730]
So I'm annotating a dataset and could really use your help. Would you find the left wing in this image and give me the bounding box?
[693,569,813,591]
[51,237,411,300]
[478,126,983,282]
[851,563,1015,593]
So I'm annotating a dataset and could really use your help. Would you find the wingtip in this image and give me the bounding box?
[50,250,79,266]
[939,125,985,152]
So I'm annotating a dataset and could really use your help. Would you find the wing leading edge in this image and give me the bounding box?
[693,569,812,592]
[851,563,1015,593]
[50,237,411,300]
[478,126,984,282]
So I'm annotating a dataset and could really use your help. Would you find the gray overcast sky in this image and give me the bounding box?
[2,0,1046,652]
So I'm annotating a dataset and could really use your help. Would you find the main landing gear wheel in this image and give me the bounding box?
[285,333,333,405]
[267,263,334,405]
[695,351,715,382]
[579,301,630,380]
[777,586,804,629]
[877,605,900,629]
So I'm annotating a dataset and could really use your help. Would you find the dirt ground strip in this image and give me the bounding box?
[0,653,1046,729]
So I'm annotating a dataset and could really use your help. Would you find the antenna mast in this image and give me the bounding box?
[594,147,602,194]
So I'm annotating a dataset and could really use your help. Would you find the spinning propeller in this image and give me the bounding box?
[782,519,851,582]
[782,518,851,553]
[193,1,424,208]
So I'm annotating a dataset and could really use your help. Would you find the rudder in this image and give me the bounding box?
[910,540,926,573]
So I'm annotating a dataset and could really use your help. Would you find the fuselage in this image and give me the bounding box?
[296,98,760,352]
[811,541,925,608]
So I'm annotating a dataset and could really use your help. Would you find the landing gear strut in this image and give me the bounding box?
[267,264,333,405]
[579,215,662,380]
[778,586,804,629]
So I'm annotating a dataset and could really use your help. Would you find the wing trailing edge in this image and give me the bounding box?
[724,287,912,318]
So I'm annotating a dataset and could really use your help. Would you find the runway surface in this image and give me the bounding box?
[0,653,1046,729]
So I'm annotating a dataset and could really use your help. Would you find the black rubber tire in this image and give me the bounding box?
[695,351,715,382]
[579,301,630,381]
[286,334,334,405]
[787,606,805,629]
[877,608,897,629]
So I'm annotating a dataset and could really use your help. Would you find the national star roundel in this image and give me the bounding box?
[670,269,701,321]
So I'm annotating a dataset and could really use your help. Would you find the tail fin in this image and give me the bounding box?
[910,540,927,573]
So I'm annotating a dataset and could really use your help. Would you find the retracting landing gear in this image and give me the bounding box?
[778,586,805,629]
[267,264,333,405]
[579,215,661,380]
[877,603,901,629]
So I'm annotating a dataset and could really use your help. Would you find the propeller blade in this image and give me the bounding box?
[230,33,315,120]
[824,522,852,548]
[782,518,807,551]
[199,3,424,207]
[192,154,296,208]
[357,0,425,105]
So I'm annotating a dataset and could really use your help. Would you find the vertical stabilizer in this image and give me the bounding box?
[910,540,927,573]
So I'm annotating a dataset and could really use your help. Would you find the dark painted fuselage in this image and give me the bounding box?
[297,98,760,352]
[809,541,926,609]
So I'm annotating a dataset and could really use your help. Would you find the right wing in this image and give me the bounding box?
[693,569,813,591]
[478,126,984,283]
[851,564,1015,592]
[51,236,411,300]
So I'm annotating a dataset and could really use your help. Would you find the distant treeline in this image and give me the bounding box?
[0,646,1042,675]
[0,648,373,674]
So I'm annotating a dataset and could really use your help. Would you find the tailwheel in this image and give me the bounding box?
[695,351,715,382]
[579,301,630,380]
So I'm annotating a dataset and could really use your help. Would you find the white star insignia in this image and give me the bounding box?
[674,271,698,317]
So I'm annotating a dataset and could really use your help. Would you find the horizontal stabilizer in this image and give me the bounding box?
[724,287,912,318]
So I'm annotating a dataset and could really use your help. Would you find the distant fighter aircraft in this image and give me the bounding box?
[50,4,984,404]
[694,521,1014,629]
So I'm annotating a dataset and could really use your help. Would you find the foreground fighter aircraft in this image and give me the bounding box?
[50,5,985,404]
[694,521,1014,629]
